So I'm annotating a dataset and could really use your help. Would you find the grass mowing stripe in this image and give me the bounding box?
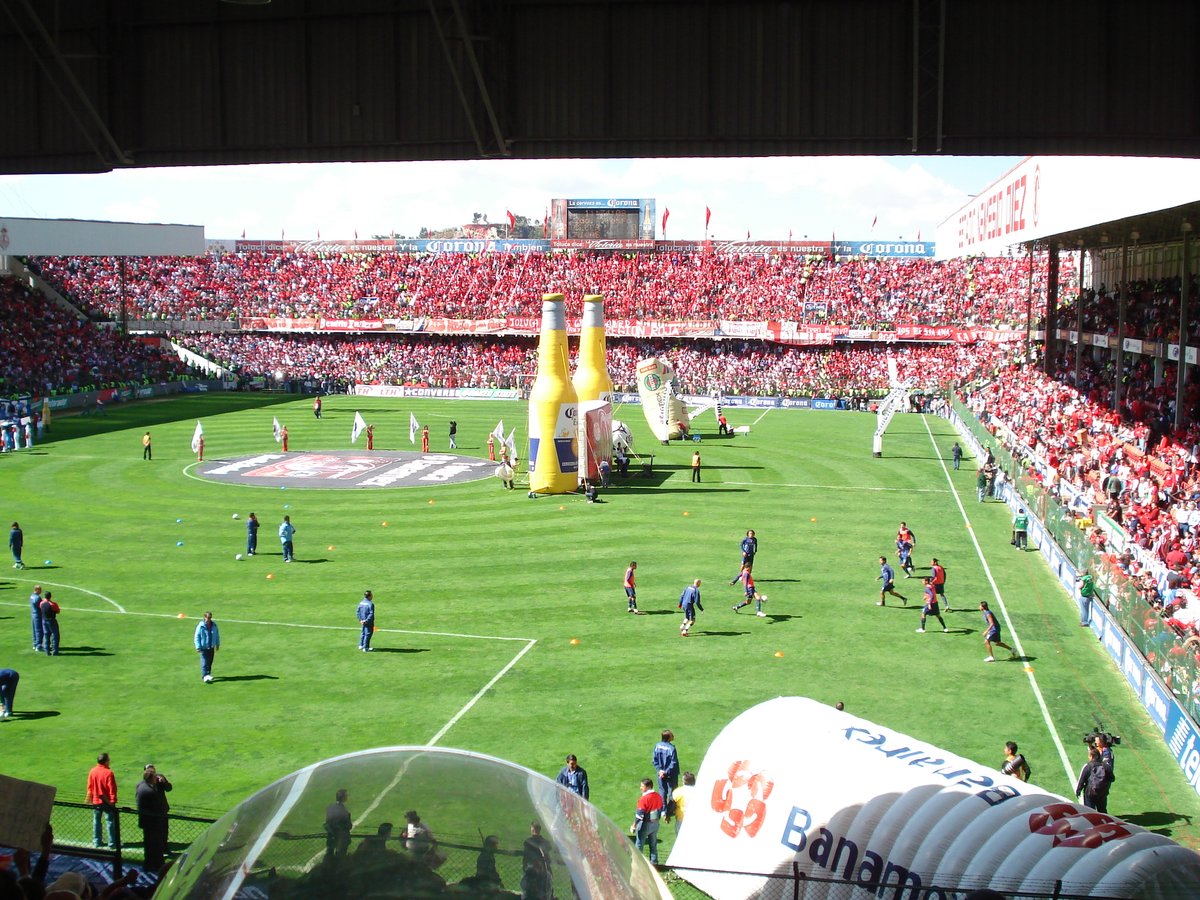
[722,480,952,493]
[921,412,1076,784]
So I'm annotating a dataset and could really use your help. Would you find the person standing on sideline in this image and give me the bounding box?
[1001,742,1031,782]
[29,585,44,652]
[421,425,430,453]
[690,449,701,482]
[730,530,757,582]
[39,591,61,655]
[1078,571,1097,626]
[951,441,962,470]
[876,557,907,606]
[0,668,18,719]
[930,558,950,611]
[246,513,260,556]
[915,578,947,633]
[976,467,988,502]
[980,601,1016,662]
[357,591,376,652]
[324,788,352,863]
[631,778,664,864]
[87,753,119,847]
[279,515,296,562]
[679,579,703,636]
[194,611,220,683]
[136,764,173,874]
[556,754,589,799]
[9,521,24,569]
[1075,746,1113,813]
[313,396,322,419]
[624,561,642,614]
[448,420,457,449]
[671,771,696,835]
[281,425,289,452]
[142,432,152,460]
[1012,507,1030,550]
[653,730,680,814]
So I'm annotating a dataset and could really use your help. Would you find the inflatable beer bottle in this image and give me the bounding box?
[572,294,614,403]
[528,294,579,493]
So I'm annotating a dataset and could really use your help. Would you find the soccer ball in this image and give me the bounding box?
[235,553,244,560]
[232,513,240,519]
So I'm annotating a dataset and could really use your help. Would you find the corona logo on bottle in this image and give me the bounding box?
[528,293,579,493]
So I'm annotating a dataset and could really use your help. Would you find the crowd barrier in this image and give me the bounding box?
[951,399,1200,800]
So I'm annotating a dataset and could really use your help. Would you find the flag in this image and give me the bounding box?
[746,229,751,241]
[241,228,246,240]
[492,420,505,442]
[662,208,670,234]
[788,228,793,242]
[505,428,517,461]
[916,229,921,241]
[506,210,516,230]
[409,412,419,445]
[191,420,204,453]
[351,411,367,444]
[316,228,321,241]
[273,417,283,443]
[871,214,878,231]
[354,229,358,240]
[705,207,712,229]
[543,208,549,238]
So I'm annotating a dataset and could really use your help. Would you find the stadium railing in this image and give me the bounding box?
[952,398,1200,723]
[48,800,215,878]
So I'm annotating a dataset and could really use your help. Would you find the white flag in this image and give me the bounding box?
[505,428,517,462]
[492,419,505,441]
[351,411,367,444]
[191,420,204,453]
[272,417,283,443]
[409,412,419,445]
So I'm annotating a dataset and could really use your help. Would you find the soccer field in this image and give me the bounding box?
[3,391,1199,859]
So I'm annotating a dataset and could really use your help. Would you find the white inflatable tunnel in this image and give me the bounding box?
[667,697,1200,899]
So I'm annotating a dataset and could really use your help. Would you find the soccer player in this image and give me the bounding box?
[930,558,949,611]
[980,601,1017,662]
[624,561,642,614]
[731,530,757,582]
[679,579,703,635]
[732,567,768,617]
[896,522,916,550]
[915,577,947,633]
[876,557,907,606]
[896,536,914,578]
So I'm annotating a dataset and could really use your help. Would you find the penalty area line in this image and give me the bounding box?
[920,415,1076,786]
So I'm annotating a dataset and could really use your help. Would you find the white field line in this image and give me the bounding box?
[751,409,772,426]
[920,414,1076,786]
[722,480,951,494]
[8,576,126,612]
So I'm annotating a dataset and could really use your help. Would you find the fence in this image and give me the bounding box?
[953,397,1200,724]
[48,800,215,878]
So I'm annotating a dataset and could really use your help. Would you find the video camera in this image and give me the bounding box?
[1084,726,1121,747]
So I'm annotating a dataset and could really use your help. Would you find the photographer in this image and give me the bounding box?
[136,764,173,875]
[1075,746,1113,813]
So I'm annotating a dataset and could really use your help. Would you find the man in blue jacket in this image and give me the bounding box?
[653,730,680,816]
[194,611,221,683]
[279,515,296,562]
[357,591,376,652]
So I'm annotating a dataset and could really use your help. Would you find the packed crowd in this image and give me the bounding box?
[1056,275,1200,342]
[32,250,1067,327]
[965,357,1200,672]
[0,279,189,398]
[176,331,1017,396]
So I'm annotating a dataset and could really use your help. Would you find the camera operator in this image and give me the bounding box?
[1094,732,1116,774]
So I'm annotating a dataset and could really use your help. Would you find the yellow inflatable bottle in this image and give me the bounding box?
[528,294,579,493]
[572,294,614,403]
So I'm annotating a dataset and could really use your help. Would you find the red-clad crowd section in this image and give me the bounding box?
[32,250,1065,326]
[0,279,187,397]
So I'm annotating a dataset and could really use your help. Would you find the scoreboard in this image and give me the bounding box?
[548,198,657,241]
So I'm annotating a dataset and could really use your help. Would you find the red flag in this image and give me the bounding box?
[705,207,712,229]
[506,210,516,230]
[662,208,670,233]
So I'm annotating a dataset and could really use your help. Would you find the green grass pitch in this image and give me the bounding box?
[2,392,1199,858]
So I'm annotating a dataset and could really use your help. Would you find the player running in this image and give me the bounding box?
[732,566,769,617]
[876,557,908,606]
[980,601,1017,662]
[915,577,948,633]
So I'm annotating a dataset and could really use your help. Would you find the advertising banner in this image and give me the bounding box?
[669,697,1200,900]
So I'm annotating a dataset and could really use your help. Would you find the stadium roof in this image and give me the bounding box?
[2,0,1198,176]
